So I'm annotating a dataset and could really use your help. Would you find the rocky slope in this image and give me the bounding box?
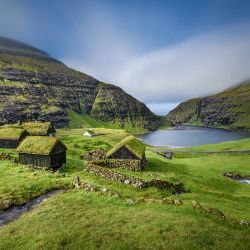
[166,81,250,130]
[0,37,159,130]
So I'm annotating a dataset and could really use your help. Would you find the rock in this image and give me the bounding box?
[238,220,249,226]
[100,187,108,193]
[0,200,11,210]
[191,200,202,209]
[72,176,81,189]
[124,180,130,185]
[126,199,136,205]
[81,149,106,161]
[173,199,183,205]
[204,207,225,219]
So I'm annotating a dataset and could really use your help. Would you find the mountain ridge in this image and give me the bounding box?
[166,81,250,130]
[0,37,159,130]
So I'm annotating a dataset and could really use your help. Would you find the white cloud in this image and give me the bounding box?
[65,21,250,108]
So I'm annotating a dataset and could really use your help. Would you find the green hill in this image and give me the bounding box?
[0,37,159,130]
[166,81,250,130]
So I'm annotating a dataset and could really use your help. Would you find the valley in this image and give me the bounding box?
[0,127,249,249]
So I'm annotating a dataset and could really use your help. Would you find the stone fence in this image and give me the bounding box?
[90,159,143,171]
[85,162,184,192]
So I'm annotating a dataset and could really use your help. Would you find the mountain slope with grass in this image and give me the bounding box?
[0,36,159,130]
[166,81,250,130]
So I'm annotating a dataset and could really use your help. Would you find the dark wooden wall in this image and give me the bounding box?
[0,139,19,148]
[51,152,66,169]
[19,153,51,168]
[108,147,138,160]
[19,152,66,169]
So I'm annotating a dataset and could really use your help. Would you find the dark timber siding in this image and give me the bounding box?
[0,139,19,148]
[19,151,66,169]
[51,152,66,169]
[19,153,51,168]
[108,147,139,160]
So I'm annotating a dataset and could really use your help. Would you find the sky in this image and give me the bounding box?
[1,0,250,114]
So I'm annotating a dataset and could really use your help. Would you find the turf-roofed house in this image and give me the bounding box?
[106,135,146,171]
[17,136,67,169]
[0,128,27,148]
[22,122,56,136]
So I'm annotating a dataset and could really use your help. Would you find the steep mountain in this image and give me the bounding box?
[166,81,250,130]
[0,37,159,130]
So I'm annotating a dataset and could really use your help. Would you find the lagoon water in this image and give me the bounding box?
[137,126,250,147]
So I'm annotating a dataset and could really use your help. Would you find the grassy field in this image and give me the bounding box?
[0,128,250,249]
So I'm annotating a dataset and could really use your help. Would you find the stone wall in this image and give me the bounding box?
[0,152,11,160]
[91,159,143,171]
[85,162,184,192]
[81,149,145,171]
[81,149,106,161]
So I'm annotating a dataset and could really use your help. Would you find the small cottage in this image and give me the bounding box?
[22,122,56,136]
[17,136,67,169]
[106,135,146,170]
[83,130,95,137]
[0,128,27,148]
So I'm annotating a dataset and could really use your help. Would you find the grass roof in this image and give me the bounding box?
[17,136,65,155]
[22,122,54,136]
[106,135,145,160]
[0,128,26,140]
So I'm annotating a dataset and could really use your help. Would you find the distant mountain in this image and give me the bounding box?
[0,36,159,130]
[166,81,250,130]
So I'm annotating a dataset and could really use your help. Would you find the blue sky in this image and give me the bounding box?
[1,0,250,114]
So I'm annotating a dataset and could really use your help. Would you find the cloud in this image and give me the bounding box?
[65,21,250,107]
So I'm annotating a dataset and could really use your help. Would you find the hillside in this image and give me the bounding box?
[166,81,250,130]
[0,37,159,130]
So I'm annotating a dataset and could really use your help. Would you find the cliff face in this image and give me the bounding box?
[0,37,159,130]
[91,83,159,130]
[166,81,250,130]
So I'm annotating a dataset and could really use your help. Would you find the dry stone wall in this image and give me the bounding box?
[85,162,184,192]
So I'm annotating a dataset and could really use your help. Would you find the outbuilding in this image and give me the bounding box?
[17,136,67,169]
[0,128,27,148]
[83,129,95,137]
[22,122,56,136]
[106,135,146,170]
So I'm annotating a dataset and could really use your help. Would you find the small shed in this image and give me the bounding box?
[107,136,146,161]
[22,122,56,136]
[83,130,95,137]
[17,136,67,169]
[0,128,27,148]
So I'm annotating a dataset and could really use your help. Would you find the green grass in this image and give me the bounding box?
[0,160,70,207]
[187,138,250,151]
[0,128,250,249]
[1,190,250,250]
[67,109,147,133]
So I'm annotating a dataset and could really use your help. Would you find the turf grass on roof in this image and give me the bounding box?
[0,128,26,140]
[22,122,53,135]
[106,135,145,160]
[17,136,65,155]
